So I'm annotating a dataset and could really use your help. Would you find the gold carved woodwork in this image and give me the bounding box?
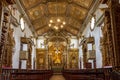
[20,37,32,69]
[110,3,120,67]
[82,41,87,68]
[2,27,15,67]
[36,48,47,69]
[86,37,95,43]
[20,0,94,36]
[0,6,13,68]
[87,50,95,59]
[20,51,28,60]
[0,1,2,73]
[82,37,96,69]
[69,48,79,69]
[86,37,96,60]
[48,43,65,65]
[101,10,113,67]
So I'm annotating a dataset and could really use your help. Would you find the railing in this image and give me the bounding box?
[62,66,120,80]
[0,68,53,80]
[62,69,105,80]
[0,66,119,80]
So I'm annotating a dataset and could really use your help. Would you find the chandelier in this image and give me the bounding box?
[48,0,66,30]
[48,18,66,30]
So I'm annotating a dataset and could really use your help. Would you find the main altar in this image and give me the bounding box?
[36,39,79,72]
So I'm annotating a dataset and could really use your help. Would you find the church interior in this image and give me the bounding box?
[0,0,120,80]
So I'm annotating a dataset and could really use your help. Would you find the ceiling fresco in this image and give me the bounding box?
[20,0,95,37]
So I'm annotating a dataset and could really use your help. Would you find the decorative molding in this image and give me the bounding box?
[78,0,101,37]
[10,15,19,27]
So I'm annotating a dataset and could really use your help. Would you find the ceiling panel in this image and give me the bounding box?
[48,2,67,15]
[37,26,49,35]
[20,0,42,9]
[27,4,46,21]
[70,4,87,21]
[67,17,81,29]
[33,17,47,30]
[65,26,78,35]
[19,0,96,37]
[73,0,94,9]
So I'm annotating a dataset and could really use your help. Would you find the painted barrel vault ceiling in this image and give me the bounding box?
[19,0,95,37]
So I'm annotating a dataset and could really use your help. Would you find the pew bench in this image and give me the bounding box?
[11,70,53,80]
[62,69,105,80]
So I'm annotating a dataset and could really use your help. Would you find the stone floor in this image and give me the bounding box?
[50,74,65,80]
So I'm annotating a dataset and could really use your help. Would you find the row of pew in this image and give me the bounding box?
[62,69,105,80]
[0,69,53,80]
[62,67,120,80]
[0,66,119,80]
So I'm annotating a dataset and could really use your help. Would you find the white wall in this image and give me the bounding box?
[37,37,45,48]
[79,8,103,68]
[80,24,102,68]
[70,38,79,48]
[10,6,35,69]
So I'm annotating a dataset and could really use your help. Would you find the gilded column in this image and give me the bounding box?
[109,0,120,67]
[0,0,2,73]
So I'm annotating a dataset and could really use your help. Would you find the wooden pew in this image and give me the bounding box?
[1,69,53,80]
[62,67,120,80]
[111,71,120,80]
[62,69,105,80]
[11,70,53,80]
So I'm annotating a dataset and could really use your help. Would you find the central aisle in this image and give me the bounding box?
[50,74,65,80]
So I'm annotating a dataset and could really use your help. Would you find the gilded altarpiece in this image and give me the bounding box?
[82,41,87,68]
[1,11,15,68]
[110,1,120,66]
[69,49,79,69]
[36,49,47,69]
[101,10,113,67]
[3,27,15,67]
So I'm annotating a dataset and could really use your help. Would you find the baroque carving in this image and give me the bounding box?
[19,37,33,69]
[69,48,79,69]
[36,49,47,69]
[101,10,113,67]
[4,27,15,67]
[110,4,120,66]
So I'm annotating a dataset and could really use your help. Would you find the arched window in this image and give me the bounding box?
[20,17,25,32]
[90,16,95,31]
